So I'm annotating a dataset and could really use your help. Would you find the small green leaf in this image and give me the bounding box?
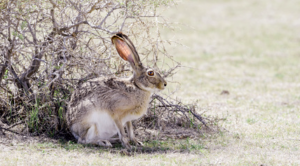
[21,21,27,30]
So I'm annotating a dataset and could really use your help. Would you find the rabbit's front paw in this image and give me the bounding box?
[131,138,144,147]
[121,137,131,149]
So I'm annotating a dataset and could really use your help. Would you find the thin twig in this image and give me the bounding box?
[49,0,58,8]
[152,94,208,127]
[6,121,24,130]
[97,5,120,29]
[0,126,23,135]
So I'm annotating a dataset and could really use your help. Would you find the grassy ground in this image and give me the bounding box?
[162,0,300,165]
[1,0,300,165]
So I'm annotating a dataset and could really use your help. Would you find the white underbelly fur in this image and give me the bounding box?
[72,110,146,141]
[87,111,118,140]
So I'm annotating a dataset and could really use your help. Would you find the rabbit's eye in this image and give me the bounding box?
[147,71,154,76]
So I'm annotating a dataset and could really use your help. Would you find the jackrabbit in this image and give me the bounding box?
[66,32,167,149]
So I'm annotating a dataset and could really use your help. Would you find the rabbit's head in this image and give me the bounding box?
[112,32,167,92]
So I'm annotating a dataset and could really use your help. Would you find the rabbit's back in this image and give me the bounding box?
[67,77,151,126]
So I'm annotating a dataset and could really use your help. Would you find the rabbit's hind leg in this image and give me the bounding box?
[84,123,113,147]
[73,123,112,147]
[96,140,113,148]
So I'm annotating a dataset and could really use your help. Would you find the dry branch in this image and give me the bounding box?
[0,0,215,140]
[152,94,208,128]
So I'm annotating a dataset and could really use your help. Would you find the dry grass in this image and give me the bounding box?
[1,0,300,165]
[161,0,300,165]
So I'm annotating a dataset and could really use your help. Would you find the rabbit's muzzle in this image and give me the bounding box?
[157,79,167,90]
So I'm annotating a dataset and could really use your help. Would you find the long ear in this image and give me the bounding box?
[111,32,143,71]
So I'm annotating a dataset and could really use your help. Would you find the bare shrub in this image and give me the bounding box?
[0,0,212,139]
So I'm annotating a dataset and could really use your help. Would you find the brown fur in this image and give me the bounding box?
[66,33,167,149]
